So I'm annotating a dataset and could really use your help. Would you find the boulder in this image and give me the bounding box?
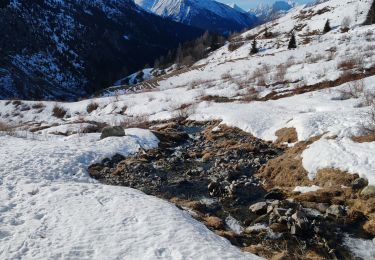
[204,216,224,229]
[325,205,346,218]
[352,178,368,190]
[270,223,288,233]
[360,185,375,198]
[100,126,125,139]
[249,202,267,215]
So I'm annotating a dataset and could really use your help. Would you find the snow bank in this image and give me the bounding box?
[293,185,321,193]
[0,131,260,259]
[302,137,375,184]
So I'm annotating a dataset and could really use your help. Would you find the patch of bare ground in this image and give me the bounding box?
[352,133,375,143]
[257,136,321,189]
[275,127,298,144]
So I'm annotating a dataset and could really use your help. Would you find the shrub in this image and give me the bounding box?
[52,105,67,118]
[120,115,149,129]
[86,102,99,113]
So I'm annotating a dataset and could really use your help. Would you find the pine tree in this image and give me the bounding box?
[288,33,297,49]
[323,19,331,33]
[250,38,258,54]
[364,0,375,25]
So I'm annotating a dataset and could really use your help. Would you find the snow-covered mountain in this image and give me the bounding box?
[0,0,203,100]
[134,0,258,34]
[250,0,296,22]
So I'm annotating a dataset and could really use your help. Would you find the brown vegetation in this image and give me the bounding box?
[86,102,99,113]
[52,105,67,118]
[275,127,298,144]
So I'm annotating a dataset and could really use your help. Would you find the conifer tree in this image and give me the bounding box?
[323,19,331,33]
[288,33,297,50]
[250,38,259,54]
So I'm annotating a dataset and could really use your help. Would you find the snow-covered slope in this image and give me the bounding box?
[134,0,258,34]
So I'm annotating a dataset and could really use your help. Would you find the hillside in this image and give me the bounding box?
[1,0,375,259]
[0,0,203,100]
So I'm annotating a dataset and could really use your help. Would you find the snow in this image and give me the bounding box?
[302,137,375,184]
[293,185,321,193]
[0,131,260,259]
[343,234,375,260]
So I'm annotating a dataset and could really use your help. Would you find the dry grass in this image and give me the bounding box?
[52,105,67,118]
[275,127,298,144]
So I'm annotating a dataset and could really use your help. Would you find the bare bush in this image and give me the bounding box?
[119,115,150,129]
[86,102,99,113]
[175,103,195,119]
[337,57,360,70]
[241,87,259,102]
[338,80,364,99]
[0,121,15,136]
[228,41,244,52]
[32,102,45,109]
[274,64,288,82]
[52,104,67,118]
[341,16,352,32]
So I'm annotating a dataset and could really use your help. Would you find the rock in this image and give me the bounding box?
[292,211,308,228]
[204,216,224,229]
[265,190,284,200]
[87,163,104,178]
[100,126,125,139]
[249,202,267,215]
[325,205,346,218]
[360,185,375,198]
[270,223,288,233]
[352,178,369,190]
[373,237,375,245]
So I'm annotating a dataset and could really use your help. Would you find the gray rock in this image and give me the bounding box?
[360,185,375,198]
[352,178,368,190]
[373,237,375,245]
[249,202,267,215]
[325,205,346,218]
[100,126,125,139]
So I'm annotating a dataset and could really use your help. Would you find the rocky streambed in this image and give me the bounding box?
[89,121,373,259]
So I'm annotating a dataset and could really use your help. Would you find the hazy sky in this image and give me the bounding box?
[217,0,313,10]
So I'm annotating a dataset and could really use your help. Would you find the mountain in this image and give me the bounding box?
[133,0,258,34]
[227,3,247,14]
[0,0,203,100]
[250,1,295,22]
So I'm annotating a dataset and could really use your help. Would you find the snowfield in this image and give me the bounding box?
[0,132,260,259]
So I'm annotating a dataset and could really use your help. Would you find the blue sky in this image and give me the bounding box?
[217,0,313,10]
